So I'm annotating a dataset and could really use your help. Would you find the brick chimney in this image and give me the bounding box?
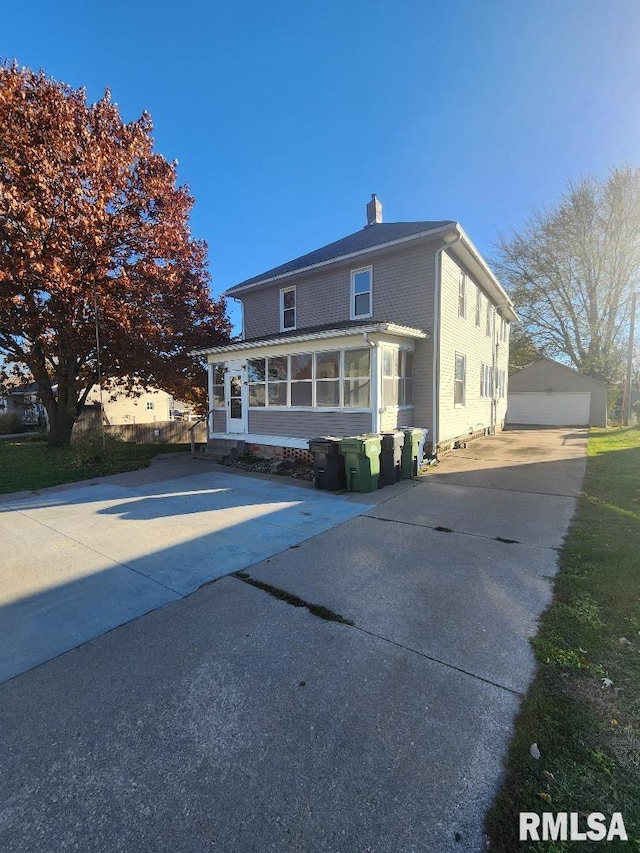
[366,193,382,226]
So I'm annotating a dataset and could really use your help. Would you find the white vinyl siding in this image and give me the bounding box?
[438,252,510,445]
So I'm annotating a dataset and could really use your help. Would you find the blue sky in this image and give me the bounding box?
[4,1,640,332]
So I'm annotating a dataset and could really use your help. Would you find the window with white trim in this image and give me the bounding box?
[497,369,506,398]
[486,300,492,337]
[343,348,371,407]
[280,287,296,331]
[290,353,312,407]
[382,347,413,407]
[247,349,371,409]
[212,364,225,407]
[475,288,481,327]
[458,273,466,318]
[351,267,372,319]
[454,353,466,406]
[480,363,493,398]
[146,401,154,410]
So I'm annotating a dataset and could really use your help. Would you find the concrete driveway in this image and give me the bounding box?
[0,429,587,853]
[0,459,374,683]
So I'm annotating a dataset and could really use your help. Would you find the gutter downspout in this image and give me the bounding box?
[362,331,379,434]
[432,229,461,454]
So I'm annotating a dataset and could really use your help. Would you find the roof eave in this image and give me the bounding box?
[191,322,429,357]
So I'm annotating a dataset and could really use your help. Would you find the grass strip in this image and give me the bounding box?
[0,435,190,494]
[486,427,640,851]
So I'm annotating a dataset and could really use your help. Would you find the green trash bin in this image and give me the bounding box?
[339,434,381,493]
[401,428,427,478]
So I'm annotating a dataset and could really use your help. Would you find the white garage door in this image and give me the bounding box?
[507,392,591,426]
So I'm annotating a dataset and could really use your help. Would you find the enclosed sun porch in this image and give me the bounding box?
[195,322,430,461]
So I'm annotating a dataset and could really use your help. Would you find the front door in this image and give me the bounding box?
[225,363,246,434]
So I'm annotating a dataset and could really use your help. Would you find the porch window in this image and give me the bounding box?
[268,356,288,406]
[351,267,372,319]
[248,358,266,406]
[454,353,466,406]
[212,364,225,407]
[343,347,371,407]
[290,353,312,407]
[280,287,296,331]
[382,347,413,407]
[315,350,340,406]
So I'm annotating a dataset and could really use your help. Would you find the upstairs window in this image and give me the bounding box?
[486,300,492,337]
[351,267,372,319]
[458,273,466,318]
[280,287,296,331]
[475,288,481,327]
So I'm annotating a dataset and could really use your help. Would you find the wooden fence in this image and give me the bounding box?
[72,409,206,444]
[105,420,206,444]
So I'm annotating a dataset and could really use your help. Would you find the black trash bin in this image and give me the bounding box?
[379,431,404,487]
[308,437,346,491]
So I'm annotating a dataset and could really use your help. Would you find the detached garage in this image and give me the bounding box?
[508,358,608,427]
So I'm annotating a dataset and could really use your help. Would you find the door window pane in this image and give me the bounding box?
[230,398,242,419]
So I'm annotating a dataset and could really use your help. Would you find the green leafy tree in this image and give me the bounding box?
[0,62,231,447]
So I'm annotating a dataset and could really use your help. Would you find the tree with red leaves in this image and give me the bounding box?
[0,62,230,446]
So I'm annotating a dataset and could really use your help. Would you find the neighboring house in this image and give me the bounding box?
[507,358,608,427]
[195,196,518,457]
[0,382,45,426]
[84,382,196,425]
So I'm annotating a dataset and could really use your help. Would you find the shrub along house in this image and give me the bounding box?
[194,197,517,459]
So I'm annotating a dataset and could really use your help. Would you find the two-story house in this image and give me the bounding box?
[195,196,517,459]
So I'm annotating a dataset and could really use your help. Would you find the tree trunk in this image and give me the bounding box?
[46,406,77,448]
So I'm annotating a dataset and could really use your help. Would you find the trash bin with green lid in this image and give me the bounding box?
[339,434,381,493]
[401,428,428,478]
[379,431,404,486]
[308,437,346,491]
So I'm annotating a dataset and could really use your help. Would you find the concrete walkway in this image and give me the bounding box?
[0,429,587,853]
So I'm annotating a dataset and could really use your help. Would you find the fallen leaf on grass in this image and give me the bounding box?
[602,677,614,688]
[537,792,552,804]
[530,743,541,760]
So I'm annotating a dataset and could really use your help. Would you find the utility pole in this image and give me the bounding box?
[625,292,637,426]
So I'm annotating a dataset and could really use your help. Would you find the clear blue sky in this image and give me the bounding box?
[4,1,640,333]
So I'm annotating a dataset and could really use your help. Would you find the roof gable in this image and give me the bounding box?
[226,221,455,294]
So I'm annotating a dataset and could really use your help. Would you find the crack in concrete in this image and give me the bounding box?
[364,514,561,551]
[232,570,524,698]
[232,571,355,625]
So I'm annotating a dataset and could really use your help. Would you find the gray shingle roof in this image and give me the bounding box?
[226,221,455,294]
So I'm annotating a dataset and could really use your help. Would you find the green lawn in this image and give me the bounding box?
[486,426,640,851]
[0,434,190,494]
